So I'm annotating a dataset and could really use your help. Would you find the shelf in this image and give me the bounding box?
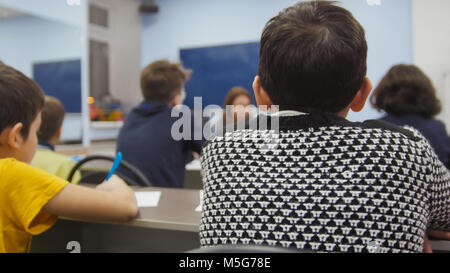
[90,121,123,129]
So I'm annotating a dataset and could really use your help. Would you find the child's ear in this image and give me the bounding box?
[350,77,373,113]
[252,76,273,109]
[169,93,182,107]
[56,126,63,140]
[1,123,24,150]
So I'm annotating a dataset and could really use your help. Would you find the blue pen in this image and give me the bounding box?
[105,152,123,181]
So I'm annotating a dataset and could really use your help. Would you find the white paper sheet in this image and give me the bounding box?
[195,190,203,212]
[135,191,161,207]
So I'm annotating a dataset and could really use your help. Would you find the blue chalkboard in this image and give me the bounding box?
[180,42,259,108]
[33,59,82,113]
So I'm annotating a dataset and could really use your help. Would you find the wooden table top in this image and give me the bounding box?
[61,185,201,232]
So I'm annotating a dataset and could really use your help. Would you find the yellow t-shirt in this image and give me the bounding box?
[31,149,81,184]
[0,158,69,253]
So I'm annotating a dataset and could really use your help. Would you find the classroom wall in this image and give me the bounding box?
[89,0,142,111]
[412,0,450,129]
[141,0,413,122]
[0,15,82,141]
[0,15,82,78]
[0,15,84,142]
[0,0,86,27]
[0,0,90,145]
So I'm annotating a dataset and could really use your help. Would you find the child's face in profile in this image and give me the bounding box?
[16,112,42,164]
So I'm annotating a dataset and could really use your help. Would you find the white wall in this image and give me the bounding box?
[89,0,142,111]
[0,0,90,146]
[0,15,84,142]
[1,0,142,144]
[142,0,296,64]
[0,15,82,77]
[0,0,86,26]
[413,0,450,129]
[141,0,413,122]
[86,0,142,140]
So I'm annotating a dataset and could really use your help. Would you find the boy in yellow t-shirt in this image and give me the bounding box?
[0,62,138,253]
[31,96,81,183]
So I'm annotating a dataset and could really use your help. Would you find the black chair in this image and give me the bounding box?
[67,155,151,186]
[187,245,311,253]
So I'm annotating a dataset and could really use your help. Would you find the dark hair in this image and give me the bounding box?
[38,96,66,142]
[258,0,368,113]
[371,64,441,118]
[0,63,45,139]
[140,60,191,103]
[223,86,252,107]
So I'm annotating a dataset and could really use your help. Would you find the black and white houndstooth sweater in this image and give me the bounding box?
[199,112,450,253]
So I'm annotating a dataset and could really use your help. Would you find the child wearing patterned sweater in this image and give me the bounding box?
[199,1,450,253]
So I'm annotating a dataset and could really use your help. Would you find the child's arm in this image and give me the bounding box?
[42,175,138,222]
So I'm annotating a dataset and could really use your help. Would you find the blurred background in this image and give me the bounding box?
[0,0,448,148]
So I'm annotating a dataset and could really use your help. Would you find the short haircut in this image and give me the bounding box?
[38,96,66,142]
[223,86,252,107]
[258,0,368,113]
[0,63,45,139]
[371,64,441,118]
[140,60,191,103]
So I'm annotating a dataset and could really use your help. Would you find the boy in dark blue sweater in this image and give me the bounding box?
[117,60,204,187]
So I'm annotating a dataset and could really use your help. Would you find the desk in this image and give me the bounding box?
[30,187,201,253]
[28,185,450,253]
[430,241,450,253]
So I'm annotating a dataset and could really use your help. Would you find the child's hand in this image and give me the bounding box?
[423,230,450,253]
[427,230,450,240]
[44,175,138,222]
[424,234,433,253]
[96,175,129,192]
[96,175,138,216]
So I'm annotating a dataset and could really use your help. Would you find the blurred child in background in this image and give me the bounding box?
[211,86,255,137]
[32,96,81,183]
[371,64,450,169]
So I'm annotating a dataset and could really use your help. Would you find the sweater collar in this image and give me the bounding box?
[134,99,171,116]
[258,110,352,130]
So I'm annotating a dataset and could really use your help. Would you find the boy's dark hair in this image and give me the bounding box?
[0,63,45,139]
[371,64,441,118]
[140,60,191,104]
[38,96,66,142]
[258,0,368,113]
